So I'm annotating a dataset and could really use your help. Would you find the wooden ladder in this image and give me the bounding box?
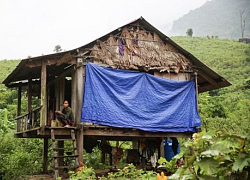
[51,128,79,179]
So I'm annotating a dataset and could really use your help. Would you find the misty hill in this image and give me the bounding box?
[169,0,250,39]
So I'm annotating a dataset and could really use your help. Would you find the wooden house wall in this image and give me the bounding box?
[154,72,190,81]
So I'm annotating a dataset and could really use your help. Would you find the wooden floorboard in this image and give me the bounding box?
[14,125,193,139]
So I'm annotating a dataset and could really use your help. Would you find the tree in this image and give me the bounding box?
[53,45,62,53]
[239,10,246,38]
[186,28,193,37]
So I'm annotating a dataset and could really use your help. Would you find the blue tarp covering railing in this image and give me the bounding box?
[81,63,201,132]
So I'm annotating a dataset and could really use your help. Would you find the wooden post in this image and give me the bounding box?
[42,137,48,173]
[194,72,199,111]
[40,60,47,130]
[55,80,60,111]
[71,70,77,120]
[132,140,138,149]
[75,59,85,163]
[26,78,32,130]
[59,77,65,110]
[75,60,84,124]
[78,128,84,164]
[28,78,32,111]
[160,138,165,158]
[58,141,64,175]
[17,84,22,132]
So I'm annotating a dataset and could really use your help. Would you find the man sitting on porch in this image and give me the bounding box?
[55,100,74,127]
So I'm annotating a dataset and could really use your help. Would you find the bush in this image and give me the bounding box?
[169,130,250,179]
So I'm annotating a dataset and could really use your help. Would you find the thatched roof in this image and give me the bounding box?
[3,17,231,93]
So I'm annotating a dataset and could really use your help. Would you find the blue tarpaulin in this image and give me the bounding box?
[81,63,201,132]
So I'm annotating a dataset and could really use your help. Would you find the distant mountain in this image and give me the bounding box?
[169,0,250,39]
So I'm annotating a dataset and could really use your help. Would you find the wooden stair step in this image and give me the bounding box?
[54,165,78,169]
[52,147,77,150]
[53,154,78,158]
[52,138,76,141]
[51,128,79,179]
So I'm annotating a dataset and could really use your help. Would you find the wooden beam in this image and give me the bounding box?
[83,128,192,138]
[40,60,47,130]
[42,138,49,173]
[55,52,76,66]
[198,71,220,88]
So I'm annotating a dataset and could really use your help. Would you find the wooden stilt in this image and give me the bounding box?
[160,138,165,158]
[42,137,48,173]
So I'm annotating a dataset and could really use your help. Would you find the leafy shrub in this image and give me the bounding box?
[69,164,157,180]
[0,130,43,180]
[69,166,96,180]
[168,130,250,179]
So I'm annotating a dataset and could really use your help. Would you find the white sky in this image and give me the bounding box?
[0,0,207,60]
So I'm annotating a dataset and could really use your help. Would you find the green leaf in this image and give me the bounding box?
[197,174,217,180]
[210,142,231,154]
[206,130,216,137]
[201,150,220,157]
[174,166,187,176]
[168,174,180,179]
[158,157,168,165]
[232,158,250,172]
[201,134,213,140]
[195,157,220,175]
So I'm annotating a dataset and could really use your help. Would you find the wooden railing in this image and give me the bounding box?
[15,106,42,132]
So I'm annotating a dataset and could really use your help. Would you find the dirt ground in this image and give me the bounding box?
[21,169,110,180]
[21,174,55,180]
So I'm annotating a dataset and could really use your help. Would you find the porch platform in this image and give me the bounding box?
[14,124,193,140]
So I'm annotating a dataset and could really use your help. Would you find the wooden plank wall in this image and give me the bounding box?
[154,72,190,81]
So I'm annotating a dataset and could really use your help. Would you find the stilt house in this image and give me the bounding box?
[3,17,231,178]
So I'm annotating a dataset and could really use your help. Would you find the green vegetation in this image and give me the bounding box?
[186,28,193,37]
[69,164,157,180]
[54,45,63,53]
[170,0,250,39]
[0,37,250,179]
[0,60,20,88]
[172,36,250,136]
[169,131,250,179]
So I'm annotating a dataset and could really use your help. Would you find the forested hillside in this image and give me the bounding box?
[172,36,250,136]
[0,60,20,87]
[0,37,250,179]
[170,0,250,39]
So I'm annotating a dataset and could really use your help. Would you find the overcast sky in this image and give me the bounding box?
[0,0,208,60]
